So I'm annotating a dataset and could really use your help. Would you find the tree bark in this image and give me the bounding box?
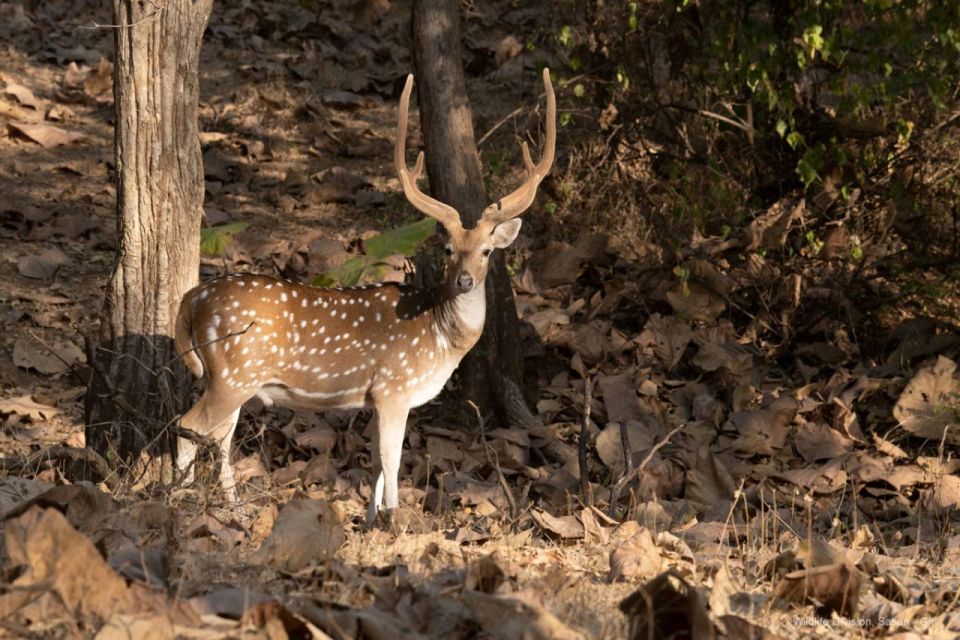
[412,0,531,426]
[85,0,212,465]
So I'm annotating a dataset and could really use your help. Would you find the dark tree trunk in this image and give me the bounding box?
[85,0,213,464]
[412,0,533,427]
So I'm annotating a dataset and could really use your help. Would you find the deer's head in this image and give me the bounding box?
[394,69,556,297]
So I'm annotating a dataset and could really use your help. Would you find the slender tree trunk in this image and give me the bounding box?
[412,0,532,426]
[85,0,212,464]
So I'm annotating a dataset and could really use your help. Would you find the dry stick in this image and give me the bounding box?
[578,375,593,504]
[609,422,685,519]
[27,330,87,388]
[608,421,631,518]
[476,73,588,147]
[0,445,119,489]
[468,400,518,521]
[81,0,162,29]
[87,341,220,487]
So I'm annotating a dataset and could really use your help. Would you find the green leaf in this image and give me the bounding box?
[338,256,368,286]
[200,222,248,257]
[312,272,338,288]
[559,25,572,48]
[802,25,824,55]
[775,120,788,138]
[797,157,819,187]
[573,83,586,98]
[786,131,805,150]
[364,217,436,260]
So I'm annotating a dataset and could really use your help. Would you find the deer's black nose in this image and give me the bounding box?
[456,273,474,293]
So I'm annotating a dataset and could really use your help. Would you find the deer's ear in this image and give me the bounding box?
[490,219,522,249]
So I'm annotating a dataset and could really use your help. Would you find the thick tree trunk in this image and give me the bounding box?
[411,0,531,426]
[85,0,212,464]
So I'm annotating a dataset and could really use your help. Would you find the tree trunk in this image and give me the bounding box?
[411,0,532,426]
[85,0,212,465]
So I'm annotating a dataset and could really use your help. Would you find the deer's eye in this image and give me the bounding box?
[444,245,454,256]
[482,248,492,258]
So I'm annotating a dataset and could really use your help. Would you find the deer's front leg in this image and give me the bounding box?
[368,404,409,528]
[365,411,384,528]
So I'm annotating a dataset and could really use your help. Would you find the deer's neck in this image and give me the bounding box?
[432,282,487,354]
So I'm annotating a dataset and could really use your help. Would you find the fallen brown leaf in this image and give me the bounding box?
[620,569,715,640]
[0,395,60,421]
[463,589,586,640]
[17,246,71,279]
[3,82,40,109]
[13,335,84,375]
[772,561,861,617]
[893,356,960,445]
[8,121,84,147]
[83,58,113,100]
[641,314,693,371]
[609,527,664,582]
[531,509,584,540]
[0,507,134,621]
[250,499,345,571]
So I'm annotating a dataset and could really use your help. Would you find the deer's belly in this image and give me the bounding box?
[256,380,368,411]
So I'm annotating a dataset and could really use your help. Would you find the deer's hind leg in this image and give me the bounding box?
[178,381,253,501]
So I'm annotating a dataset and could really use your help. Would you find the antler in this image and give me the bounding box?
[481,68,556,226]
[395,75,463,231]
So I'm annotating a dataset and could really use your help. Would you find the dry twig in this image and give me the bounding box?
[609,423,685,519]
[578,375,593,504]
[468,400,518,521]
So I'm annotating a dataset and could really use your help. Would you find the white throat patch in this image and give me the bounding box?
[453,284,486,332]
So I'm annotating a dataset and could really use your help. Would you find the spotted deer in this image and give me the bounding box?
[174,68,555,526]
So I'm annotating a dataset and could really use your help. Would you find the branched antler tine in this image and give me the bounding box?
[394,74,461,229]
[520,141,535,172]
[482,67,557,224]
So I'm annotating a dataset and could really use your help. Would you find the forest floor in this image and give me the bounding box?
[2,1,960,639]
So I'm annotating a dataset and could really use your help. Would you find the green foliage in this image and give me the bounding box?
[672,265,691,296]
[314,218,436,288]
[200,222,248,257]
[364,217,436,260]
[575,0,959,226]
[659,0,959,189]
